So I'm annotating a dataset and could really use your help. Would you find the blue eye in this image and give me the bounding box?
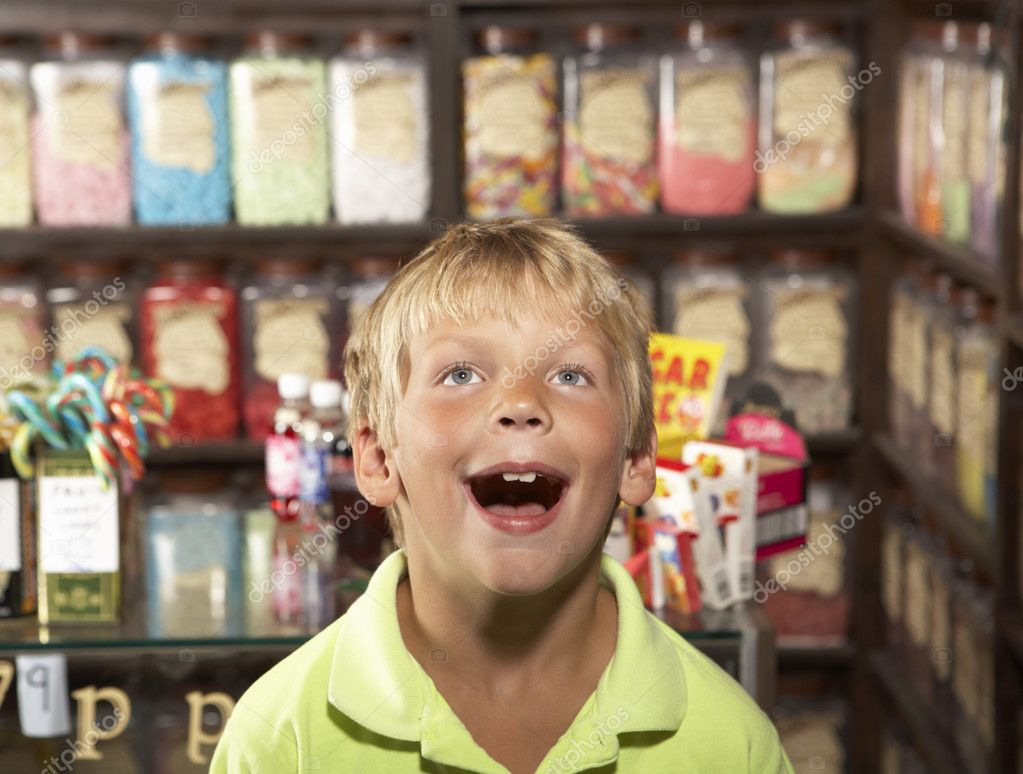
[443,367,481,386]
[553,369,588,386]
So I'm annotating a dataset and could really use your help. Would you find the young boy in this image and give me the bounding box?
[211,219,794,773]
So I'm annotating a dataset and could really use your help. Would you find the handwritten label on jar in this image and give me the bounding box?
[153,302,230,394]
[38,475,119,574]
[354,71,418,164]
[928,324,955,435]
[476,59,556,161]
[54,81,122,169]
[0,309,34,375]
[252,74,315,165]
[672,287,750,375]
[773,50,853,145]
[881,526,902,622]
[0,480,20,572]
[931,568,952,682]
[253,298,329,382]
[675,67,750,163]
[142,80,215,174]
[579,68,653,165]
[903,540,930,648]
[768,287,848,377]
[54,302,133,364]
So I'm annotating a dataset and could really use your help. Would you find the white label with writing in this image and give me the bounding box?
[0,479,20,571]
[39,476,119,574]
[16,654,72,737]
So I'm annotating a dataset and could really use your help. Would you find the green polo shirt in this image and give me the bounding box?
[211,550,794,773]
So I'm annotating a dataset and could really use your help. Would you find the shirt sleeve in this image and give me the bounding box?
[208,704,300,774]
[748,721,796,774]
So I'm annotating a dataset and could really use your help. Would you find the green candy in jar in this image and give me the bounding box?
[231,32,330,225]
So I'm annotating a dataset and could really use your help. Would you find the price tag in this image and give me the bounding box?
[0,479,21,571]
[38,475,119,574]
[15,653,72,737]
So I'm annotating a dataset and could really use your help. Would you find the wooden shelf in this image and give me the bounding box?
[778,639,855,668]
[870,651,966,774]
[146,441,265,466]
[877,211,1003,298]
[873,434,997,579]
[806,428,863,456]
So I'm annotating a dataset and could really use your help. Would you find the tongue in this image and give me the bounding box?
[484,501,549,517]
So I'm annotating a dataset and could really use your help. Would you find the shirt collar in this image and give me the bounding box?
[328,550,687,767]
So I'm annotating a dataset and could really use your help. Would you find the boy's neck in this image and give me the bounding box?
[395,543,618,697]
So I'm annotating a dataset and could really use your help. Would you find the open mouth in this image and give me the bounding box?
[466,469,567,518]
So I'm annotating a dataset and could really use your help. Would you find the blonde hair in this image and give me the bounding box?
[343,218,654,544]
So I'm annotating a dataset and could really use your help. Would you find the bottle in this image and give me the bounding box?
[266,373,309,521]
[298,379,347,525]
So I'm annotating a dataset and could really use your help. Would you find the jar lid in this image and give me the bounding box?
[146,31,209,54]
[310,379,344,409]
[476,25,538,55]
[676,20,741,46]
[773,20,843,41]
[58,260,124,279]
[247,31,312,56]
[278,372,310,400]
[939,20,959,52]
[45,32,111,57]
[769,248,833,269]
[351,256,400,277]
[158,468,231,494]
[158,259,220,279]
[574,23,640,50]
[673,249,738,267]
[256,258,320,277]
[345,29,412,55]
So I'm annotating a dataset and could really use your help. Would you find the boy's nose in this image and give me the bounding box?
[492,384,552,433]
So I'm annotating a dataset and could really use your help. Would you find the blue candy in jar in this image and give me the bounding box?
[127,32,231,225]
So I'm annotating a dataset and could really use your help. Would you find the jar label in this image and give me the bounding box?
[881,526,902,622]
[354,71,419,164]
[675,67,750,163]
[0,80,30,184]
[766,509,844,596]
[903,540,930,648]
[0,479,21,572]
[142,80,216,174]
[38,474,119,574]
[298,445,329,505]
[773,50,852,145]
[942,66,968,180]
[768,287,848,377]
[931,568,952,681]
[470,56,556,161]
[253,298,330,381]
[54,80,122,169]
[153,302,230,393]
[54,301,133,364]
[905,301,927,411]
[928,324,955,434]
[672,287,750,375]
[579,67,653,165]
[252,73,316,165]
[0,308,37,375]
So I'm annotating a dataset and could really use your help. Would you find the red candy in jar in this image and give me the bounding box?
[139,260,240,443]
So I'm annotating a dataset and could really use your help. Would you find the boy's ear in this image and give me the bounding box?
[618,430,657,507]
[353,422,401,508]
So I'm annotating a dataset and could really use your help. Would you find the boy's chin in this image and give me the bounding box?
[470,541,593,597]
